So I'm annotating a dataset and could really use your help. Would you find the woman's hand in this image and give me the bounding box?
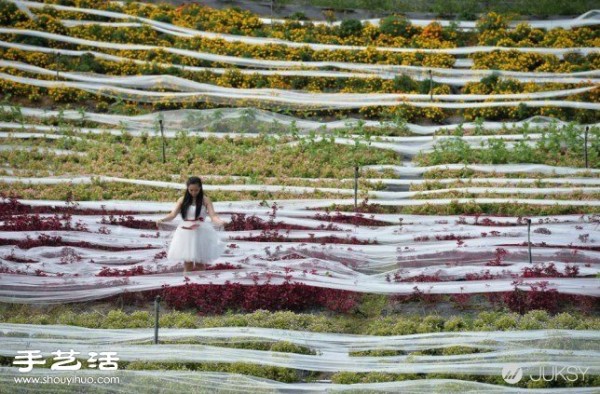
[212,218,226,228]
[155,219,163,229]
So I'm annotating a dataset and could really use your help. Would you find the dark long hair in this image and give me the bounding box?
[180,176,204,220]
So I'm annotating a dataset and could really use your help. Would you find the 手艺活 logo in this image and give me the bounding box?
[13,350,119,373]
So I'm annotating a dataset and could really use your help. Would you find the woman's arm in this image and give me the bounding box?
[156,197,183,226]
[204,196,225,226]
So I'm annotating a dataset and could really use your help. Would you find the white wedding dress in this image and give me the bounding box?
[166,204,225,263]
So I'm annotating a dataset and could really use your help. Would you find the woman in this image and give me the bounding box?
[156,176,225,272]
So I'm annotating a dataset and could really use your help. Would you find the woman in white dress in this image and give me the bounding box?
[156,176,226,272]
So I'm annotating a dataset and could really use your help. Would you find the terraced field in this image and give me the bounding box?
[0,1,598,392]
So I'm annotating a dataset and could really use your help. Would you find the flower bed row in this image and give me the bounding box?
[0,132,399,180]
[1,78,596,123]
[7,2,598,50]
[415,125,599,168]
[329,200,600,215]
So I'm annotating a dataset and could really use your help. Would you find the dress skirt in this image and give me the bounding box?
[167,220,225,263]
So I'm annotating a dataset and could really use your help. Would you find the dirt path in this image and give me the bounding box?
[143,0,583,21]
[143,0,391,20]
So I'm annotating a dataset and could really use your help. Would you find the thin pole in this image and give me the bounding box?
[159,119,166,164]
[428,70,433,101]
[526,219,532,264]
[354,166,359,210]
[584,126,589,169]
[154,295,161,344]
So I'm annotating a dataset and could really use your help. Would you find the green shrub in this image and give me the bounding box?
[160,311,199,328]
[379,15,413,38]
[338,19,363,38]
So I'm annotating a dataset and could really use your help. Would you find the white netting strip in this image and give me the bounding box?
[2,39,598,85]
[2,175,600,199]
[3,59,598,104]
[2,323,598,353]
[0,335,598,373]
[2,105,596,136]
[0,367,596,393]
[1,72,598,109]
[1,27,598,67]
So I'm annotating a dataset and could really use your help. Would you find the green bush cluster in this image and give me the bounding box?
[3,306,599,333]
